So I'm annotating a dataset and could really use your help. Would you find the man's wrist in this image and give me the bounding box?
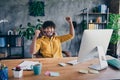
[33,36,38,40]
[68,21,72,24]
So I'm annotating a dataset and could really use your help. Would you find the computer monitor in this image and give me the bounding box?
[77,29,113,70]
[67,29,113,70]
[77,29,113,62]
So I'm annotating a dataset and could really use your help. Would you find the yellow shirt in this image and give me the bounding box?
[36,34,73,58]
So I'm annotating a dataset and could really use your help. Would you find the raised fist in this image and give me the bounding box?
[34,30,41,38]
[65,16,72,23]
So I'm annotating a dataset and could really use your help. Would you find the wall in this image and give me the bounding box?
[0,0,106,57]
[107,0,120,13]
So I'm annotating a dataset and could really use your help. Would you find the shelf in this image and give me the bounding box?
[8,56,23,59]
[0,35,21,37]
[81,13,109,15]
[0,56,23,60]
[8,46,23,48]
[0,35,24,59]
[80,9,109,30]
[88,22,107,24]
[0,46,7,48]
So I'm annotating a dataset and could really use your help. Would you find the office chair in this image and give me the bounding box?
[32,50,71,58]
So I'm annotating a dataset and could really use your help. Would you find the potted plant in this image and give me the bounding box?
[18,19,43,40]
[13,66,23,78]
[106,13,120,58]
[0,64,8,80]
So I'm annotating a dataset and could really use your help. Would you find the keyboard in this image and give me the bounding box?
[89,64,102,70]
[89,63,108,71]
[107,58,120,70]
[89,64,100,70]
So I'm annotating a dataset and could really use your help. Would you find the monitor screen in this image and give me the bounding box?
[77,29,113,63]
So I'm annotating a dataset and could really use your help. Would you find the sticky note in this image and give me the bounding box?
[89,69,99,74]
[45,71,50,76]
[79,69,88,74]
[50,72,60,77]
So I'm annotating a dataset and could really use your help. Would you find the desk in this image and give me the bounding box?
[0,57,120,80]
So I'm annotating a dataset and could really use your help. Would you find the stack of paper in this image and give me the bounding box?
[13,61,40,70]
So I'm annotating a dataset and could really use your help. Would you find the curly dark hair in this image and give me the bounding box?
[42,21,56,29]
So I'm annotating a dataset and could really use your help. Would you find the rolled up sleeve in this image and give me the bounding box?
[56,34,73,43]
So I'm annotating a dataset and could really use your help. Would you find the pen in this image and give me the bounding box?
[1,64,6,69]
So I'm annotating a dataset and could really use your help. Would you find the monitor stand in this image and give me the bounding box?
[88,46,108,70]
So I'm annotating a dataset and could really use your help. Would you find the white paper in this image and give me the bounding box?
[13,61,40,70]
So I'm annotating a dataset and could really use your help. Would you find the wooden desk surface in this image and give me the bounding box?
[0,57,120,80]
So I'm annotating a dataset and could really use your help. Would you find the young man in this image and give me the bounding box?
[30,16,75,58]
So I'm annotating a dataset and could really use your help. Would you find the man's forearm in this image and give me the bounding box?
[69,21,75,37]
[66,17,75,37]
[30,36,37,54]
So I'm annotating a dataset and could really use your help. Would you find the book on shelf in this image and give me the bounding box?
[88,24,99,29]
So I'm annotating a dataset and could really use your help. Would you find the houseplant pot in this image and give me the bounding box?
[13,66,23,78]
[0,65,8,80]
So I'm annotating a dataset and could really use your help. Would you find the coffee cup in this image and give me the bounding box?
[32,63,42,75]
